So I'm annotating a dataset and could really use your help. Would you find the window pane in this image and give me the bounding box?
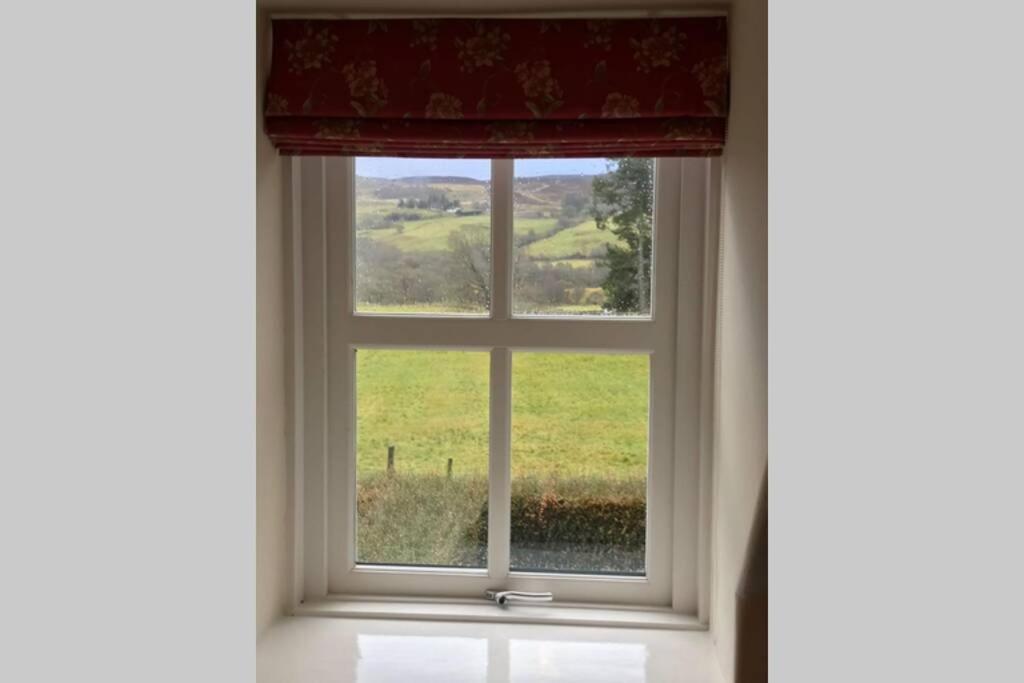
[355,157,491,315]
[510,352,648,575]
[356,349,489,567]
[512,159,654,317]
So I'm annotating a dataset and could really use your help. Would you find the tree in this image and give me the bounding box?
[446,226,491,308]
[559,192,587,227]
[563,192,587,215]
[591,158,654,313]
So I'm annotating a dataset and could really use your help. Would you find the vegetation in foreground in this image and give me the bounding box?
[357,474,645,574]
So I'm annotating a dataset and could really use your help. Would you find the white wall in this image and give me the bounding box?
[256,11,293,636]
[710,0,767,680]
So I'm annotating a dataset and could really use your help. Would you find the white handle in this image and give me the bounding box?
[485,589,554,606]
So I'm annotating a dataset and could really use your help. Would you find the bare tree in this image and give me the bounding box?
[446,226,491,308]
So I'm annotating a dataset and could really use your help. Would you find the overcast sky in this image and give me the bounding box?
[355,157,611,179]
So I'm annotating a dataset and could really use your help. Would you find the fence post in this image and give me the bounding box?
[387,445,395,475]
[446,457,453,479]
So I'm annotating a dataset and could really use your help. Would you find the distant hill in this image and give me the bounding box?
[357,175,489,185]
[357,175,490,203]
[357,173,600,218]
[517,174,599,182]
[356,173,598,183]
[515,175,595,211]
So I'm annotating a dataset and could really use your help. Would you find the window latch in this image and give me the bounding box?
[485,589,554,606]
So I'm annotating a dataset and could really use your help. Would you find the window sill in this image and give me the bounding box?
[293,595,704,631]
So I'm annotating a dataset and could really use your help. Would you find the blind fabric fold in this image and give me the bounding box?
[264,17,728,158]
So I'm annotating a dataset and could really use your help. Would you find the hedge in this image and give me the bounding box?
[357,473,646,573]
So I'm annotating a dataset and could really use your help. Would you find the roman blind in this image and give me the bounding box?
[264,17,728,157]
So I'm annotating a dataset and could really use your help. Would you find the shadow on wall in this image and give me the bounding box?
[735,466,767,683]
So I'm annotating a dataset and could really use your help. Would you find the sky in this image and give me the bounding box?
[355,157,611,179]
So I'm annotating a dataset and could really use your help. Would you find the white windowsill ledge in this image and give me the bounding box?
[293,596,705,631]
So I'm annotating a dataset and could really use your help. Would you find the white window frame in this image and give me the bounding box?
[289,156,721,617]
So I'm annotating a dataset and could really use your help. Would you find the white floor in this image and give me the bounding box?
[258,616,724,683]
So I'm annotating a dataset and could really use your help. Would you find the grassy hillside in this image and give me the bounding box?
[355,174,622,264]
[365,214,492,252]
[524,219,616,260]
[353,173,623,314]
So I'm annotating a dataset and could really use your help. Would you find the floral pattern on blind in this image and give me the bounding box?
[264,17,729,157]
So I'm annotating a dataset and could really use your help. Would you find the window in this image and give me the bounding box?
[294,155,718,611]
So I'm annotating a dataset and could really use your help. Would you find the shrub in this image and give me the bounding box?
[508,490,645,549]
[489,477,645,573]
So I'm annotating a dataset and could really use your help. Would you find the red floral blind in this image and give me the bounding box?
[264,17,728,158]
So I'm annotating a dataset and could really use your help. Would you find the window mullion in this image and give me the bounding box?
[490,159,513,321]
[327,157,355,588]
[487,159,514,584]
[488,347,512,583]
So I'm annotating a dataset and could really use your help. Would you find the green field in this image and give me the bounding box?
[356,212,616,263]
[550,259,599,269]
[361,213,492,252]
[523,219,617,260]
[356,350,649,480]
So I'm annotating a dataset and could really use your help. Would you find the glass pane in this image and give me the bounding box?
[355,157,492,315]
[510,352,649,575]
[512,158,654,317]
[356,349,489,567]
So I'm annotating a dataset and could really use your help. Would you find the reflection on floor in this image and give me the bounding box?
[258,616,724,683]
